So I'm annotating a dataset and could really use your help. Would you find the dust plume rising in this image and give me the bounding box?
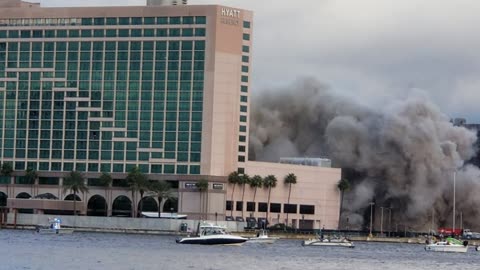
[249,77,479,230]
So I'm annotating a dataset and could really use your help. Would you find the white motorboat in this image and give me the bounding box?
[425,238,468,253]
[35,218,74,235]
[476,246,480,251]
[302,235,354,248]
[176,223,247,245]
[247,230,279,244]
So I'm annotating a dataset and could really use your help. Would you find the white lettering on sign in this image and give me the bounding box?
[221,8,241,18]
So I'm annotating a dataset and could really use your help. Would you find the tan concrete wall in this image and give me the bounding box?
[7,213,247,232]
[226,161,342,230]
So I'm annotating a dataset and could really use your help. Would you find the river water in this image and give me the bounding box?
[0,229,478,270]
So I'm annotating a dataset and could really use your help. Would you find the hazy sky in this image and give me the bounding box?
[39,0,480,122]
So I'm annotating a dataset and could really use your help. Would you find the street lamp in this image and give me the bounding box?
[387,208,392,237]
[380,207,384,237]
[369,202,375,237]
[453,170,456,234]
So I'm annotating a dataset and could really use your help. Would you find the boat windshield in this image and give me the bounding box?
[202,227,227,235]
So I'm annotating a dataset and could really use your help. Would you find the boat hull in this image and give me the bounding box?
[247,237,279,244]
[37,228,74,235]
[176,236,247,245]
[302,239,354,248]
[425,244,468,253]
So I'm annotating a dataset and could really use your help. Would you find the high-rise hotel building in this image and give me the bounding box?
[0,1,342,229]
[0,0,252,178]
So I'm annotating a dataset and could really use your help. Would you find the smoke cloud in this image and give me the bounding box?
[249,77,479,231]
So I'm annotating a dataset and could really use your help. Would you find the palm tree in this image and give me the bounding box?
[24,168,38,196]
[148,180,173,219]
[249,175,263,215]
[239,174,250,218]
[63,171,88,216]
[227,171,240,217]
[126,166,149,218]
[99,172,113,216]
[1,162,13,184]
[195,179,209,220]
[284,173,297,226]
[263,175,277,226]
[337,178,351,229]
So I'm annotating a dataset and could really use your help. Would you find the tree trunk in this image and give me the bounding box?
[105,188,108,216]
[339,191,344,229]
[230,183,236,217]
[286,183,292,226]
[205,189,209,220]
[131,190,136,218]
[139,191,145,218]
[73,191,77,216]
[266,187,272,227]
[241,185,246,218]
[158,196,162,218]
[252,187,257,213]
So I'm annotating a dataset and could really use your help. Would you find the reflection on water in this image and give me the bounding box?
[0,229,477,270]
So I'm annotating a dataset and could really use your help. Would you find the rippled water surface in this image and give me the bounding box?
[0,229,479,270]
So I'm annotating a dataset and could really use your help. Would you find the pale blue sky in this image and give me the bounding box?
[37,0,480,122]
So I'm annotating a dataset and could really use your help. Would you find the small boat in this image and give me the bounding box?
[247,229,279,244]
[302,234,354,248]
[35,218,74,235]
[476,246,480,251]
[424,238,468,253]
[176,223,247,245]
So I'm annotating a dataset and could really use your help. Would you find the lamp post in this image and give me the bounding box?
[369,202,375,237]
[453,170,456,234]
[387,208,392,237]
[380,207,384,237]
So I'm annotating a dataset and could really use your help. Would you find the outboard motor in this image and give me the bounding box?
[463,240,469,247]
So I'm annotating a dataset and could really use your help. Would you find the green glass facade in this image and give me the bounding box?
[0,16,207,174]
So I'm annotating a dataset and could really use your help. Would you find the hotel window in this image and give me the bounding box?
[258,202,268,212]
[284,204,297,214]
[182,16,194,24]
[239,135,246,142]
[131,17,142,25]
[243,21,251,28]
[195,16,206,24]
[240,115,247,122]
[170,17,181,24]
[237,168,245,174]
[195,28,206,37]
[243,33,250,41]
[94,18,105,25]
[242,56,249,63]
[144,17,155,25]
[239,145,246,152]
[241,66,249,73]
[236,201,243,211]
[119,17,130,25]
[270,203,281,213]
[240,105,247,112]
[226,200,233,211]
[247,202,255,212]
[240,96,248,102]
[241,85,248,93]
[242,45,249,53]
[157,17,168,24]
[299,205,315,215]
[241,76,248,83]
[238,156,245,162]
[239,125,247,132]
